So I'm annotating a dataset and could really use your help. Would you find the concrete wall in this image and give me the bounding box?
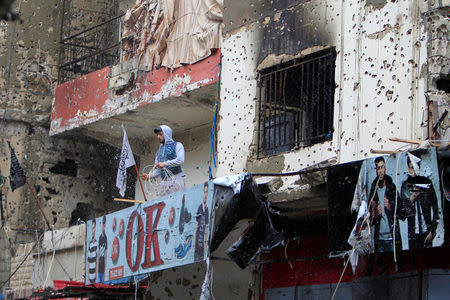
[4,224,85,298]
[6,243,34,298]
[422,2,450,140]
[213,0,449,298]
[135,125,213,201]
[32,224,86,288]
[216,0,441,181]
[0,0,133,287]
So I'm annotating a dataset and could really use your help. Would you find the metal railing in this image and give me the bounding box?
[257,48,336,158]
[58,14,124,84]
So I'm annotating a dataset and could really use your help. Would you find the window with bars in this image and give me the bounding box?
[257,48,337,157]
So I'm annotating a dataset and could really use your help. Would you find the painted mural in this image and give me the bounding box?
[85,181,214,284]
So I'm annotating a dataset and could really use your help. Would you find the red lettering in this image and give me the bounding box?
[141,202,165,268]
[126,211,144,272]
[109,266,124,280]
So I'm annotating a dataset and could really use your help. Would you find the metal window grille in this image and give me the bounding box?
[257,48,336,158]
[58,0,122,84]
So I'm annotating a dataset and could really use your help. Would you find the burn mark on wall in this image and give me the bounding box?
[115,72,136,96]
[365,0,387,10]
[223,0,309,34]
[49,159,77,177]
[69,202,94,226]
[257,4,333,66]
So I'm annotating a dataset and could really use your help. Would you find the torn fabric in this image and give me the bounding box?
[211,177,286,269]
[8,141,26,191]
[199,257,212,300]
[121,0,223,70]
[212,173,247,194]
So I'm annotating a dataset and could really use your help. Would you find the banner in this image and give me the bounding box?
[85,181,214,284]
[328,148,444,257]
[116,125,136,197]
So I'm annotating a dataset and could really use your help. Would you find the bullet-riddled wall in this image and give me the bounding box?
[0,0,134,286]
[215,0,447,180]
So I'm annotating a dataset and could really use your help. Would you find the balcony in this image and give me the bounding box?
[51,13,221,155]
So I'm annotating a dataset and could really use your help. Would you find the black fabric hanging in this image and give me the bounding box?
[8,141,26,191]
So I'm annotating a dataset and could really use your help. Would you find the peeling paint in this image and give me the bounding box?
[50,50,221,136]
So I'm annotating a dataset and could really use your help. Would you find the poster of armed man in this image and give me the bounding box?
[85,181,214,284]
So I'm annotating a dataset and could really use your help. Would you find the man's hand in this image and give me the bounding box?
[156,162,165,168]
[142,173,149,180]
[424,232,433,244]
[376,203,382,215]
[384,197,391,211]
[410,191,419,203]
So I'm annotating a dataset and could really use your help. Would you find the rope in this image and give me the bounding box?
[330,249,353,300]
[44,229,56,287]
[210,102,218,171]
[0,175,5,227]
[330,176,381,299]
[284,240,293,269]
[392,154,400,265]
[208,61,221,179]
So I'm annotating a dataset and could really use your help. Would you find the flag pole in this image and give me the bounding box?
[134,164,147,201]
[26,178,51,230]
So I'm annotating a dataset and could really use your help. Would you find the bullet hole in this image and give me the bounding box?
[46,187,59,195]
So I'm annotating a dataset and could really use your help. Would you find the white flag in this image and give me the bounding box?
[116,125,136,196]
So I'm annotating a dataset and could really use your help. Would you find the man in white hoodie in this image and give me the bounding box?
[143,125,185,195]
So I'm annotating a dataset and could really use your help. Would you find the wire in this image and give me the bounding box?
[0,232,43,290]
[44,230,56,287]
[330,249,353,300]
[251,164,333,177]
[284,240,293,269]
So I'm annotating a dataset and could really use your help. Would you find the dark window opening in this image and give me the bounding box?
[257,48,337,158]
[436,77,450,93]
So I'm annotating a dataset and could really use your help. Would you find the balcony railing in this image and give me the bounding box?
[58,14,124,84]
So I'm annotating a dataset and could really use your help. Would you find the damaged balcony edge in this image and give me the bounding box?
[50,50,222,136]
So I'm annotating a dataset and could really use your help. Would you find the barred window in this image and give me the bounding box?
[257,48,337,157]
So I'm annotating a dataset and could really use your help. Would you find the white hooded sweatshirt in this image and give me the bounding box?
[153,125,185,178]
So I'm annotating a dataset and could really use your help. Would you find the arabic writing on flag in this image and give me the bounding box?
[116,125,136,197]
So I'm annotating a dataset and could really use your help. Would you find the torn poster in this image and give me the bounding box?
[329,148,444,269]
[352,148,444,253]
[211,176,285,269]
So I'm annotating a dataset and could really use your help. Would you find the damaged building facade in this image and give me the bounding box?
[215,0,450,298]
[0,0,449,299]
[0,0,139,293]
